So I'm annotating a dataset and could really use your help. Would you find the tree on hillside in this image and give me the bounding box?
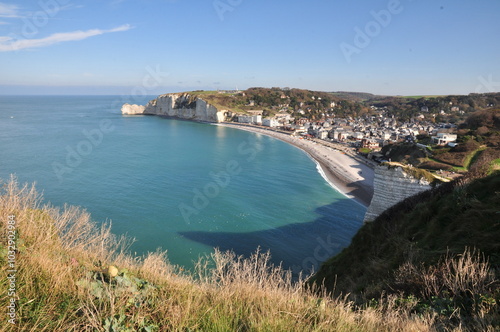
[466,108,500,130]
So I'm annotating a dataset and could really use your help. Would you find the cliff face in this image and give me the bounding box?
[121,103,146,115]
[363,164,432,222]
[141,93,226,122]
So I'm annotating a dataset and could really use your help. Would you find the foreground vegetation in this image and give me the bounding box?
[1,177,498,331]
[311,170,500,331]
[0,177,441,331]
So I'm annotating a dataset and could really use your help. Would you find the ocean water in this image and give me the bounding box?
[0,95,365,274]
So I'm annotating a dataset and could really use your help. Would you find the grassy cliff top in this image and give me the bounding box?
[160,87,348,115]
[381,162,447,184]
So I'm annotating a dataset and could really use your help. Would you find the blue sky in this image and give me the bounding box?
[0,0,499,95]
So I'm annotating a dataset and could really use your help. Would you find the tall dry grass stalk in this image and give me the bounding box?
[441,249,495,298]
[393,247,499,331]
[0,177,440,331]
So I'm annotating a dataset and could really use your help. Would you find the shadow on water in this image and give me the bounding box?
[179,197,367,276]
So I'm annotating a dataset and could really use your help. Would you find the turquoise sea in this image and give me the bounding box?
[0,95,365,274]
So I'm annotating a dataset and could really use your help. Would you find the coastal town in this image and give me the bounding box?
[228,106,458,165]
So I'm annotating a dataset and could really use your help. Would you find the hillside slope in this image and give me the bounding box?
[310,171,500,328]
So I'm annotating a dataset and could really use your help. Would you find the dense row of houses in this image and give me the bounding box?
[233,110,458,149]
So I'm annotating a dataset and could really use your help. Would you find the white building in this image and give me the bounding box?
[409,128,420,136]
[381,131,392,140]
[275,112,292,123]
[331,128,349,141]
[432,133,457,146]
[238,115,262,125]
[292,127,307,135]
[262,118,279,127]
[317,129,329,140]
[352,132,365,140]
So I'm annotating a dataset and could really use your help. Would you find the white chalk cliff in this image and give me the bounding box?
[363,164,433,223]
[121,103,146,115]
[121,93,226,122]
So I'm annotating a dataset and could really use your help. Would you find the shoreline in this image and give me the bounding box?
[216,123,375,207]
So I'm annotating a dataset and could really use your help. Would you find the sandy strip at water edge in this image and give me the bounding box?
[215,123,375,207]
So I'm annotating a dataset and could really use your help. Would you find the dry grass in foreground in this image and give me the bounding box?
[0,177,457,331]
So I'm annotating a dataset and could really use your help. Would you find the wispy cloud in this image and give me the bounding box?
[0,3,20,18]
[0,24,132,52]
[0,2,83,21]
